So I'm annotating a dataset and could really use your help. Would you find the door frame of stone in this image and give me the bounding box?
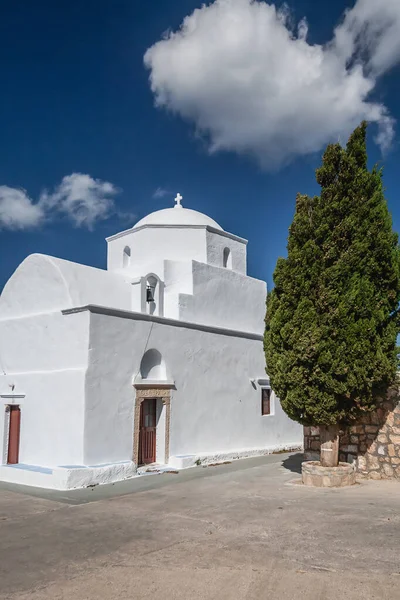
[133,386,171,466]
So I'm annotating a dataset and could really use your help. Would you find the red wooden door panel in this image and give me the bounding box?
[7,406,21,465]
[139,399,157,465]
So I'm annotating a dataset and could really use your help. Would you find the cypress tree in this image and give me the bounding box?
[264,123,400,466]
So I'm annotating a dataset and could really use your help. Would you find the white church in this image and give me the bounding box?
[0,195,302,489]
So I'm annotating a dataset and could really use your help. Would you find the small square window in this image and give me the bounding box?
[261,388,271,416]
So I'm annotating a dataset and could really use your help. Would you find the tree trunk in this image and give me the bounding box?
[319,425,339,467]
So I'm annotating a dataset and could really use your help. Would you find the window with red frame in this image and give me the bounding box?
[261,388,271,416]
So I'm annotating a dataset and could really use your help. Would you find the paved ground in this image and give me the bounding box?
[1,453,400,600]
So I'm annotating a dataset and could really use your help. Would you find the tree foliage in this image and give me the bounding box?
[264,123,400,426]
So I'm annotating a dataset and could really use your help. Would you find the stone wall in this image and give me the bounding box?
[304,388,400,480]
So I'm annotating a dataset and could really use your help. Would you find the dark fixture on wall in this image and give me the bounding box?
[146,286,155,303]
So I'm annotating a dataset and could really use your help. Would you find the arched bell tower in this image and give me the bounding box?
[105,194,265,334]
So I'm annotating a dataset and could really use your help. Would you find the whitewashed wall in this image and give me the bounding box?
[0,305,302,476]
[107,226,208,276]
[206,229,247,274]
[0,310,90,467]
[178,261,266,334]
[83,310,302,466]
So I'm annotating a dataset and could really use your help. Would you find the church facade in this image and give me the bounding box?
[0,198,302,489]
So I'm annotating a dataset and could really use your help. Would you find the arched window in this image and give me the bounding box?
[223,247,232,269]
[123,246,131,268]
[140,349,167,380]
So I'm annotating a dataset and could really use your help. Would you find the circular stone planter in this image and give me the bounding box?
[302,461,356,488]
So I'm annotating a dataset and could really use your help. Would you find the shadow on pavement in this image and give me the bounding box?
[282,453,304,474]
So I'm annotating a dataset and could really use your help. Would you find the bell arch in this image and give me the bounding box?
[140,273,164,317]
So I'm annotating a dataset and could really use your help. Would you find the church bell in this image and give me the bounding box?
[146,285,155,303]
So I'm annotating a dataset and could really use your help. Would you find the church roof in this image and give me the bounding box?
[0,254,132,318]
[133,206,223,231]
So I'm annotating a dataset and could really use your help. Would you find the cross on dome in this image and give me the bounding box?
[174,193,183,208]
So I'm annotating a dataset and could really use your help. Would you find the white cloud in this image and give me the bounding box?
[153,187,169,198]
[334,0,400,78]
[0,186,44,230]
[0,173,120,231]
[144,0,400,168]
[40,173,119,230]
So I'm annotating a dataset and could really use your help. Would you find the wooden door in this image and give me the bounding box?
[7,406,21,465]
[139,399,157,465]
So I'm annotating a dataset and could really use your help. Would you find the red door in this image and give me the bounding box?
[139,399,157,465]
[7,406,21,465]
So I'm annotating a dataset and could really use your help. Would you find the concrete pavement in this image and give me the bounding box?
[1,453,400,599]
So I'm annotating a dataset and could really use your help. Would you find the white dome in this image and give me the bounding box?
[133,207,223,231]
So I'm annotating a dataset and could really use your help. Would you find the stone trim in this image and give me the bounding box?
[137,388,169,398]
[133,388,171,466]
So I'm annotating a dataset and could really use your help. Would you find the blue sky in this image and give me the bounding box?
[1,0,400,291]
